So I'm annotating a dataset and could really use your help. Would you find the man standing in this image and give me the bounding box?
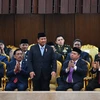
[28,32,57,91]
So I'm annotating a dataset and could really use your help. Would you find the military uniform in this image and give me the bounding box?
[55,44,72,61]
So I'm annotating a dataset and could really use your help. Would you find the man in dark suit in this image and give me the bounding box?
[5,49,29,91]
[19,39,29,62]
[66,39,90,63]
[94,47,100,61]
[56,47,88,91]
[86,58,100,90]
[0,62,4,87]
[27,32,57,91]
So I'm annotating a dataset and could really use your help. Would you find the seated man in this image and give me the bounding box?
[5,49,29,91]
[86,58,100,91]
[56,47,88,91]
[19,39,29,62]
[54,35,71,60]
[66,39,90,63]
[0,62,4,87]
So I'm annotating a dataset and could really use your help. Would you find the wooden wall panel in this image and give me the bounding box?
[69,0,75,13]
[16,0,24,14]
[15,15,44,46]
[76,0,82,13]
[2,0,9,14]
[0,15,15,45]
[45,0,53,13]
[60,0,68,14]
[75,14,100,47]
[10,0,16,14]
[54,0,60,13]
[83,0,91,13]
[24,0,31,14]
[91,0,97,13]
[98,0,100,13]
[38,0,45,13]
[32,0,38,13]
[0,0,2,14]
[45,14,75,46]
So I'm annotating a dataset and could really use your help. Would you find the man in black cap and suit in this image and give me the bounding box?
[19,39,29,62]
[94,47,100,61]
[86,58,100,91]
[27,32,57,91]
[56,47,88,91]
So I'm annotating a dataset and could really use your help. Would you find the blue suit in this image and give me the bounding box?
[5,60,29,91]
[56,59,87,91]
[0,54,8,64]
[0,62,4,87]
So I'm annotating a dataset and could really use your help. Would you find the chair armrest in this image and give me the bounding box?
[83,76,92,90]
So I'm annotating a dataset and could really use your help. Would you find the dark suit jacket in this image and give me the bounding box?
[6,60,29,85]
[61,59,88,83]
[28,44,57,80]
[66,51,90,63]
[0,62,4,87]
[0,54,8,63]
[90,68,100,81]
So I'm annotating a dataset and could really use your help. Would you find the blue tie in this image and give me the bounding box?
[41,47,44,56]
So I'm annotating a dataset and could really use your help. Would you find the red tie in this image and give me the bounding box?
[13,78,18,83]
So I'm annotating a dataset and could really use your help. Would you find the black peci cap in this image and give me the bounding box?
[73,47,81,54]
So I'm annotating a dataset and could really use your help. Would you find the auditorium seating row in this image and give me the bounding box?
[0,44,99,91]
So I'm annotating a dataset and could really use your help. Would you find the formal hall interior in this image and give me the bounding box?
[0,0,100,100]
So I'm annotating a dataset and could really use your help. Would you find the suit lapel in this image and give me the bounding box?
[43,45,48,56]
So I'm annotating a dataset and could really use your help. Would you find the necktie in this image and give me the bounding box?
[67,67,74,83]
[13,78,18,83]
[41,47,44,56]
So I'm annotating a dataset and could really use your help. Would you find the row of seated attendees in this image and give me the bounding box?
[0,33,100,91]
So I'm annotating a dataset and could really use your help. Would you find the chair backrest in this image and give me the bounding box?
[28,44,35,50]
[81,44,98,61]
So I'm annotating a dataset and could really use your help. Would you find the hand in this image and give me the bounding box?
[51,71,56,77]
[14,61,20,73]
[68,60,74,68]
[30,72,35,79]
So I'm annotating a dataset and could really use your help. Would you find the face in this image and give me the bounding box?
[37,37,47,46]
[56,36,65,46]
[20,43,29,52]
[14,50,23,62]
[73,41,81,49]
[70,51,80,61]
[0,43,5,49]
